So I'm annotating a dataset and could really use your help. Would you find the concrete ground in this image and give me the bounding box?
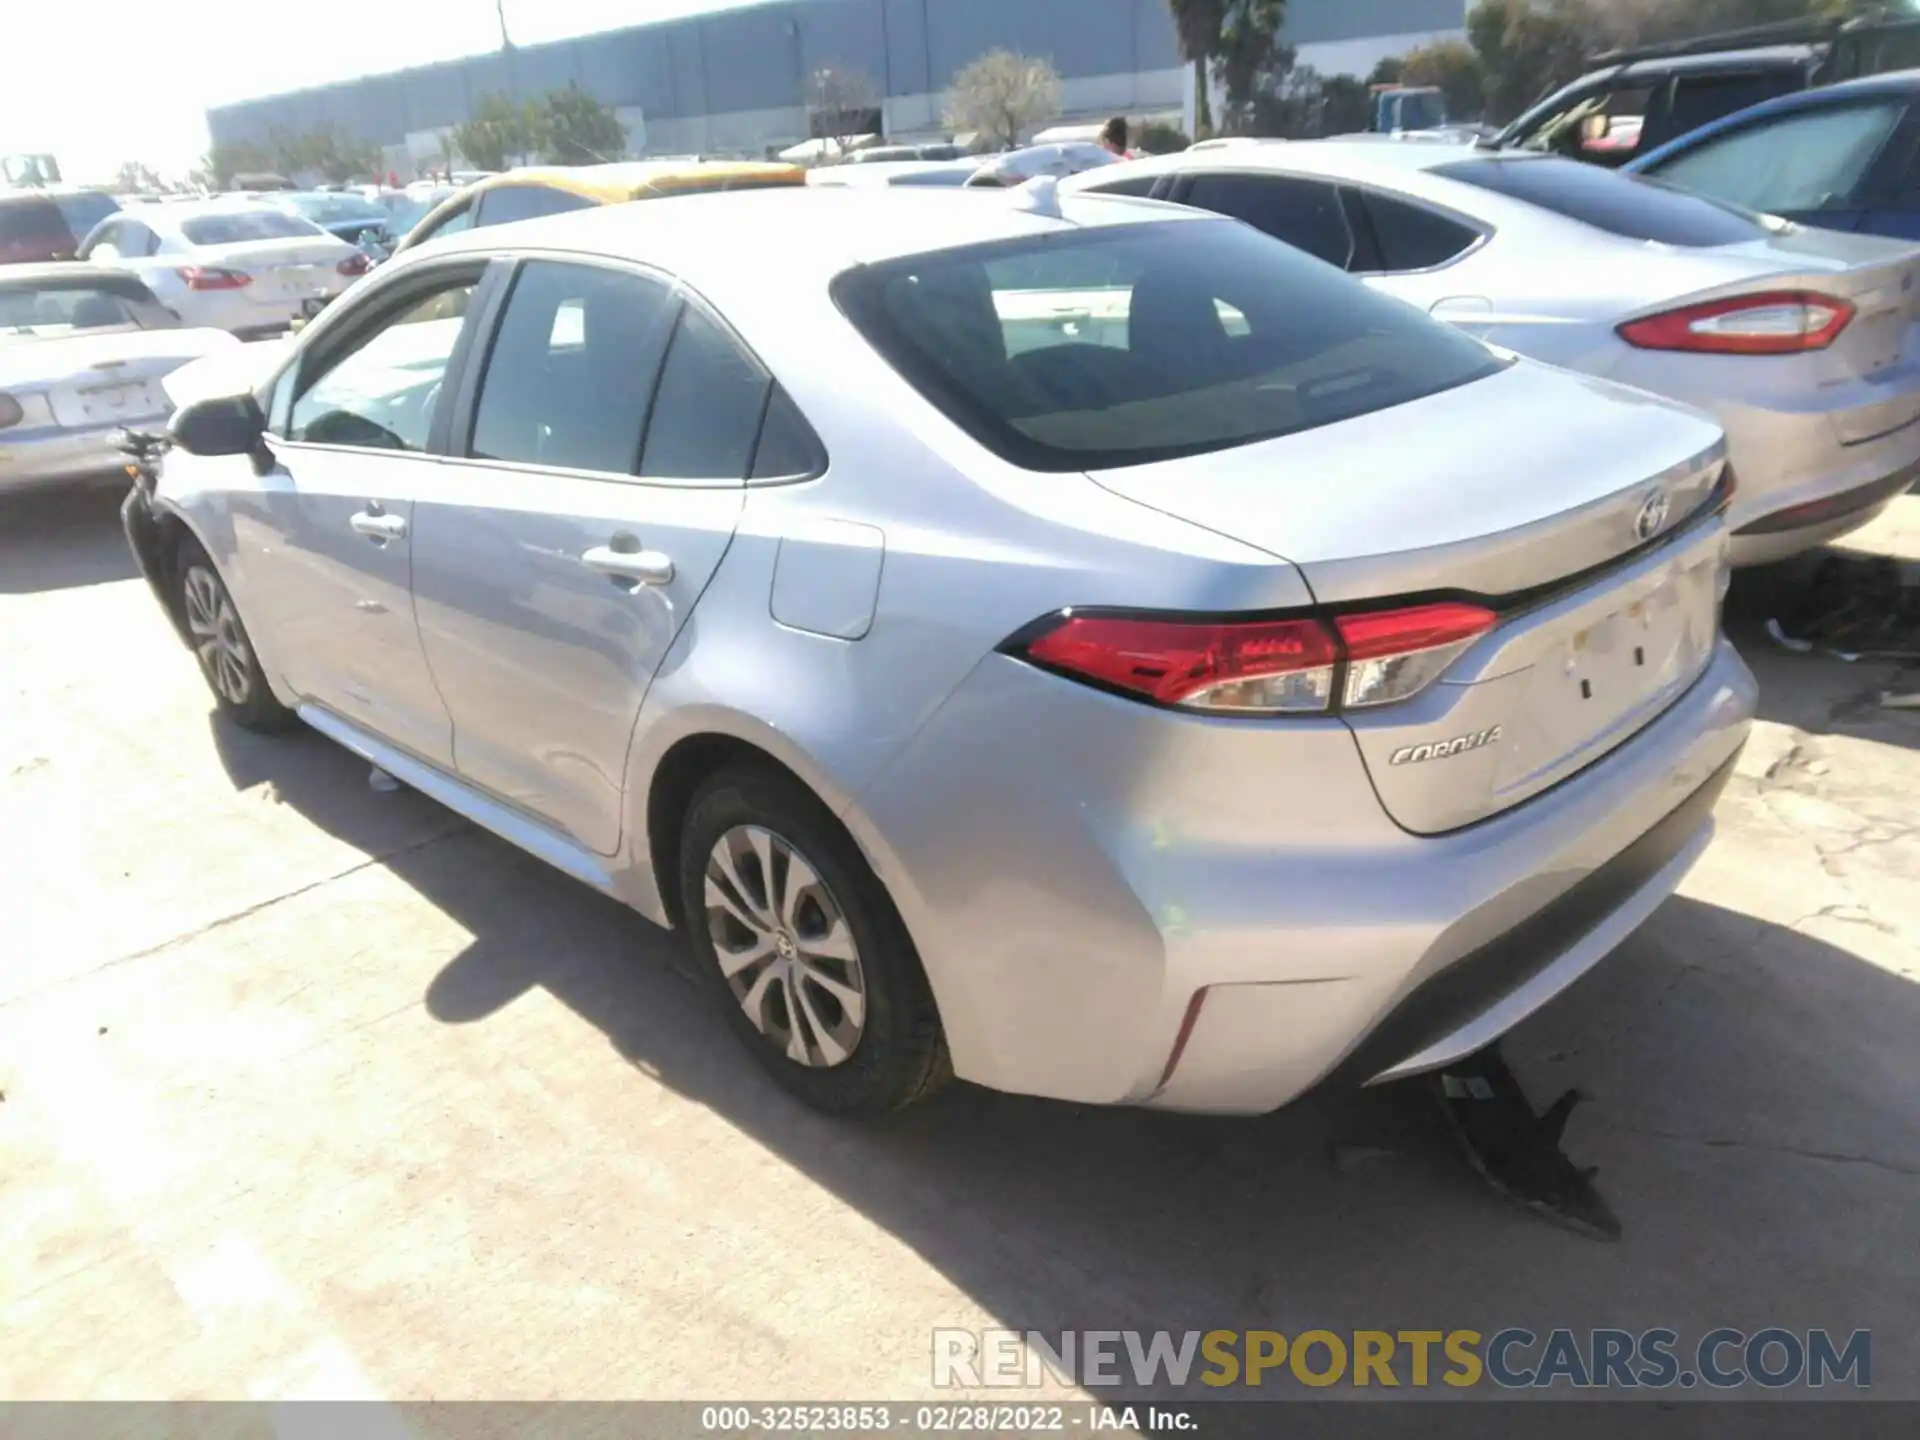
[1,483,1916,1404]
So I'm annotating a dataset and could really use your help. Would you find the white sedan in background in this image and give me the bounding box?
[1070,142,1920,564]
[76,201,371,340]
[0,265,234,490]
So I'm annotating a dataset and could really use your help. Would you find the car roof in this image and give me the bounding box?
[1628,66,1920,169]
[1066,137,1487,190]
[415,184,1210,283]
[1615,43,1819,79]
[477,160,806,202]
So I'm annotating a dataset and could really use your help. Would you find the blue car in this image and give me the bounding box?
[1628,69,1920,239]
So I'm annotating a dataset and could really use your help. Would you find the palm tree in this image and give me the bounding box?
[1165,0,1225,134]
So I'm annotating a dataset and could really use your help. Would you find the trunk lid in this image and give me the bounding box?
[0,327,238,427]
[1089,359,1730,833]
[197,237,354,305]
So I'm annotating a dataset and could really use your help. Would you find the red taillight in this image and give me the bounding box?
[1020,613,1338,713]
[1617,291,1854,355]
[1011,601,1499,716]
[1335,602,1497,709]
[177,266,251,292]
[337,251,371,277]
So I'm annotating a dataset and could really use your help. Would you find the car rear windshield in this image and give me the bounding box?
[832,218,1506,471]
[180,210,322,245]
[1432,156,1768,246]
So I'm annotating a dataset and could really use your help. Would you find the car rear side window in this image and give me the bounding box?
[474,185,597,227]
[1082,174,1162,198]
[1355,191,1480,271]
[1643,100,1907,214]
[1433,156,1768,245]
[640,304,771,482]
[470,260,675,475]
[750,386,826,480]
[833,218,1507,472]
[1179,172,1355,267]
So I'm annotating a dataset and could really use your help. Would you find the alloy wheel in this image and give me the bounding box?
[182,563,253,706]
[704,824,867,1068]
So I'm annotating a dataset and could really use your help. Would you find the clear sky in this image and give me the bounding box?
[2,0,761,183]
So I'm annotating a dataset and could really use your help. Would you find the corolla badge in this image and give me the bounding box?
[1634,488,1671,543]
[1390,726,1503,766]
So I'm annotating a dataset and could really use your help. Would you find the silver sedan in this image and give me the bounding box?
[0,265,236,491]
[126,186,1754,1119]
[1070,141,1920,565]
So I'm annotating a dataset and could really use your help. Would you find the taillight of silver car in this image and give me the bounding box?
[1617,291,1855,355]
[176,266,252,292]
[1006,602,1498,717]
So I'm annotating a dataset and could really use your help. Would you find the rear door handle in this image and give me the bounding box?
[581,544,674,586]
[350,510,407,541]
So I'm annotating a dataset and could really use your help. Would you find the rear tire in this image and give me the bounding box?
[678,763,949,1118]
[174,537,296,734]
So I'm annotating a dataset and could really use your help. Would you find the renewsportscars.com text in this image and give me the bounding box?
[932,1328,1871,1391]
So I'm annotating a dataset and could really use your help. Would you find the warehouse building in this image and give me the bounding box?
[206,0,1467,178]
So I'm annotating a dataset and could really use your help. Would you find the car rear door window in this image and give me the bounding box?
[1354,191,1481,271]
[1178,172,1356,267]
[474,184,598,227]
[288,277,478,451]
[1642,100,1907,214]
[749,385,826,480]
[1433,156,1768,245]
[640,304,771,482]
[469,260,675,474]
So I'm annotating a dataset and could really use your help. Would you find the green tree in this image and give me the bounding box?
[1165,0,1227,134]
[1214,0,1289,133]
[1320,73,1376,135]
[945,50,1062,150]
[1400,39,1487,121]
[201,140,272,189]
[540,82,627,164]
[452,91,542,172]
[1467,0,1601,123]
[1368,56,1406,86]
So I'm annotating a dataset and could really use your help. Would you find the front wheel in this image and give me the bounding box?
[175,538,296,733]
[678,764,948,1118]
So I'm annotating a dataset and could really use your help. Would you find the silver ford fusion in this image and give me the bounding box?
[1070,142,1920,565]
[124,186,1755,1119]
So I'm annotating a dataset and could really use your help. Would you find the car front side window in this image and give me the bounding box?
[287,276,479,452]
[1177,172,1356,269]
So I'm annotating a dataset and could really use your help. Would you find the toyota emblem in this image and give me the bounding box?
[1634,488,1671,543]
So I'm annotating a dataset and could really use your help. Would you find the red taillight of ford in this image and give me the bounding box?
[1008,601,1499,717]
[1617,291,1855,355]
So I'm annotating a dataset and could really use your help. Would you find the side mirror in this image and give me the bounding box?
[169,391,267,458]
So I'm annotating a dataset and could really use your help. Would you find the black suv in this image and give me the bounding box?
[1488,11,1920,168]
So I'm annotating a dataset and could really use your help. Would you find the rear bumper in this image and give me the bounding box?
[853,635,1755,1114]
[0,417,166,491]
[1729,458,1917,566]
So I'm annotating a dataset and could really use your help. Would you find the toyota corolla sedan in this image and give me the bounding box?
[1070,141,1920,564]
[125,185,1755,1119]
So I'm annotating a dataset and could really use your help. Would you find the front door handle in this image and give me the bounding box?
[350,510,407,541]
[581,544,674,586]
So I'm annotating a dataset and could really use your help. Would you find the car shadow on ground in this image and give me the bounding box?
[0,482,139,593]
[209,713,1920,1405]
